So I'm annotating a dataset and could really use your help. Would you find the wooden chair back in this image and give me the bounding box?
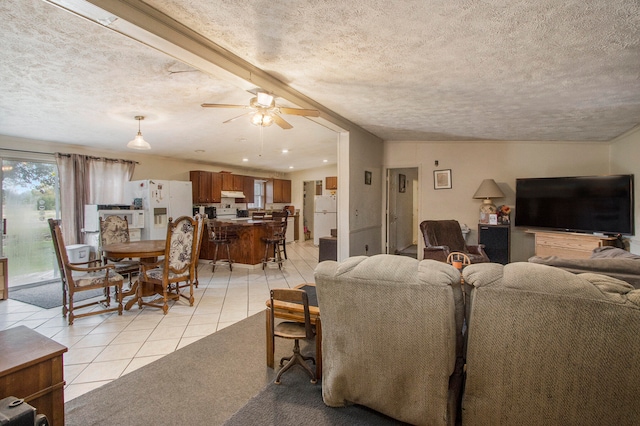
[270,288,314,339]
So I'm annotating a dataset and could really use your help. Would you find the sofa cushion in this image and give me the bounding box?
[315,255,464,426]
[461,262,640,425]
[528,247,640,288]
[591,245,640,259]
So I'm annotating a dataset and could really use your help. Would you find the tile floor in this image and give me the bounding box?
[0,241,319,403]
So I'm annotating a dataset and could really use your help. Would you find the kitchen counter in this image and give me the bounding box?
[199,219,272,267]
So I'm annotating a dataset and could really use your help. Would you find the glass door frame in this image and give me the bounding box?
[0,150,61,288]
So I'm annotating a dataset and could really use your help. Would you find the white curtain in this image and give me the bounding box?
[55,153,135,244]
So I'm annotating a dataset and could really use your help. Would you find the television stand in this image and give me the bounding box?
[527,230,617,259]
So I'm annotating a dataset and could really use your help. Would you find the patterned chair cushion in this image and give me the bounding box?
[169,220,194,271]
[72,270,124,287]
[145,267,190,281]
[101,216,130,245]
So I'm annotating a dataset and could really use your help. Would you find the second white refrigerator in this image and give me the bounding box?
[313,195,337,245]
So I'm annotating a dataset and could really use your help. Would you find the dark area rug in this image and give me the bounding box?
[9,281,102,309]
[65,310,403,426]
[223,374,405,426]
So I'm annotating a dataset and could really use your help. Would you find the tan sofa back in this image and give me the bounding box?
[315,255,464,426]
[462,262,640,425]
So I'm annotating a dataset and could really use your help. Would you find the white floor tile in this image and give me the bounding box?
[3,240,319,402]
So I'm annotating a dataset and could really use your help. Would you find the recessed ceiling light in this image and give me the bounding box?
[282,149,288,153]
[195,149,205,153]
[242,158,249,162]
[323,159,328,163]
[289,166,294,169]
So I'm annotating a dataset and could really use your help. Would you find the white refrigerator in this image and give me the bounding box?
[124,180,193,240]
[314,195,337,245]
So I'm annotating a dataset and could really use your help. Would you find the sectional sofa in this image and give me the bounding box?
[315,255,640,425]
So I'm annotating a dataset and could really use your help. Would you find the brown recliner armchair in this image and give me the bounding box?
[420,220,490,264]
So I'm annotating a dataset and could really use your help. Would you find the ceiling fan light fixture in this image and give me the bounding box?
[127,116,151,150]
[251,111,274,127]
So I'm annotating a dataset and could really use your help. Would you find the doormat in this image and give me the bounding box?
[9,281,103,310]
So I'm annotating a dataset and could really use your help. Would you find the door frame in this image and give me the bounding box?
[385,166,421,257]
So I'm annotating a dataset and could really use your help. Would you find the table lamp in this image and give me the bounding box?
[473,179,505,224]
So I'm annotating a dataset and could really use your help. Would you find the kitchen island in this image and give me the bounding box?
[199,220,272,267]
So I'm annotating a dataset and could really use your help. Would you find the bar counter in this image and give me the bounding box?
[199,219,271,267]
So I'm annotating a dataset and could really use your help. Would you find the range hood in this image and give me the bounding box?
[221,190,246,198]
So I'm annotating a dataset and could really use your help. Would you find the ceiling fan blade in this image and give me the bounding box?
[201,103,248,109]
[223,111,254,124]
[272,113,293,129]
[278,107,320,117]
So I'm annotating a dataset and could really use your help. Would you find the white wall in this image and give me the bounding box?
[384,140,612,261]
[347,128,384,257]
[610,126,640,253]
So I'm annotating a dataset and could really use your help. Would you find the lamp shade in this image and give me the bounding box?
[127,116,151,150]
[473,179,504,199]
[127,131,151,150]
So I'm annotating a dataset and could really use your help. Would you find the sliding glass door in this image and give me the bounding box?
[1,158,60,288]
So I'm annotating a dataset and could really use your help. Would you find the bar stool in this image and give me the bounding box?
[262,220,286,270]
[271,210,289,259]
[208,221,235,271]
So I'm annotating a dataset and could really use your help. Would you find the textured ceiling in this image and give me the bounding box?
[1,0,639,171]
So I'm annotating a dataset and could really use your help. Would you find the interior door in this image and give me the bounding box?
[386,170,398,254]
[1,158,60,288]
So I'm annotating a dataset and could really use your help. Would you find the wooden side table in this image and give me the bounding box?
[0,257,7,300]
[0,326,67,425]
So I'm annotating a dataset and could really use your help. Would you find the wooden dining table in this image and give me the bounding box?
[265,283,322,378]
[102,239,165,310]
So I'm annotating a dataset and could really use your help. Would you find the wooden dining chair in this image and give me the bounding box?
[48,218,124,325]
[99,215,140,286]
[270,288,317,384]
[138,216,198,314]
[192,213,205,287]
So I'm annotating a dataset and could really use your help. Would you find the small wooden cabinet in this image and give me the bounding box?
[0,326,67,425]
[266,178,292,203]
[326,176,338,190]
[528,230,617,259]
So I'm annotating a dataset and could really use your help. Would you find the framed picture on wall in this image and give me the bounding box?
[365,171,372,185]
[399,174,406,193]
[434,169,452,190]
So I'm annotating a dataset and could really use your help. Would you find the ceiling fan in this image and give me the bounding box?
[201,91,320,129]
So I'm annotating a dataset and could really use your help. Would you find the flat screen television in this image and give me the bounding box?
[515,174,634,235]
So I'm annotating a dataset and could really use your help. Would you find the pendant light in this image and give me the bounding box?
[127,116,151,150]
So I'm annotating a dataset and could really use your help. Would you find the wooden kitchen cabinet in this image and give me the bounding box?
[211,172,222,203]
[190,170,212,203]
[243,176,255,201]
[266,178,292,203]
[190,171,221,203]
[221,173,245,191]
[326,176,338,190]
